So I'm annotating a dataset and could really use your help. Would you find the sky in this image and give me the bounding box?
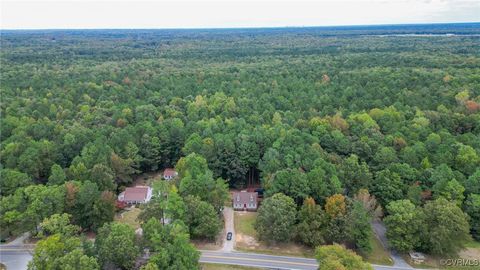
[1,0,479,29]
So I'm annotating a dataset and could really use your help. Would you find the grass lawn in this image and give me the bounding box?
[200,263,261,270]
[404,240,480,270]
[364,234,394,266]
[115,207,142,229]
[234,211,314,258]
[464,239,480,249]
[234,211,257,236]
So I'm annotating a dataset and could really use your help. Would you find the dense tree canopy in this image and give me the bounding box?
[1,24,479,262]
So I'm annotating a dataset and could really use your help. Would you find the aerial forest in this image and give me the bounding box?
[1,24,479,269]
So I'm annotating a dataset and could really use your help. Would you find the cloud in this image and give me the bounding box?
[1,0,479,29]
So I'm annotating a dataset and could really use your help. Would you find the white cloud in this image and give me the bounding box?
[1,0,479,29]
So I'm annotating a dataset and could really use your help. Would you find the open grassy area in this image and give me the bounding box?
[234,212,257,236]
[364,234,394,266]
[114,207,142,229]
[201,263,261,270]
[234,211,314,258]
[464,240,480,249]
[405,245,480,270]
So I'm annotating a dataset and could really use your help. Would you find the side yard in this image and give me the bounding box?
[234,211,393,265]
[406,240,480,270]
[234,211,314,257]
[114,207,142,230]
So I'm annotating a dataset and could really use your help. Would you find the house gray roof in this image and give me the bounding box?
[233,191,258,204]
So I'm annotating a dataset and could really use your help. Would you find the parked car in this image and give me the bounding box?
[226,232,233,240]
[254,188,264,197]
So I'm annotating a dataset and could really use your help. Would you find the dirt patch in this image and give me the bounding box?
[132,171,163,186]
[459,247,480,260]
[192,239,223,251]
[236,233,260,248]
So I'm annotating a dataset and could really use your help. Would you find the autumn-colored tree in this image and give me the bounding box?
[465,100,480,113]
[354,189,383,220]
[325,194,346,218]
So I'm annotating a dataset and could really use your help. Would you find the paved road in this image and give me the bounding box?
[220,207,235,252]
[0,245,33,270]
[1,246,422,270]
[200,250,420,270]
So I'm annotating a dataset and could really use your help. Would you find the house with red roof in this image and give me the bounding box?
[163,168,178,180]
[118,186,153,204]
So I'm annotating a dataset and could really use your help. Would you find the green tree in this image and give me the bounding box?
[267,169,310,205]
[184,196,221,239]
[455,144,480,175]
[464,169,480,195]
[0,168,32,196]
[433,179,465,206]
[296,197,327,247]
[315,244,373,270]
[465,194,480,240]
[48,164,66,185]
[92,191,116,230]
[384,200,424,252]
[90,164,116,191]
[142,218,200,270]
[95,222,139,270]
[346,201,372,255]
[255,193,297,243]
[28,235,99,270]
[339,155,373,195]
[39,213,79,238]
[372,169,405,207]
[422,198,471,255]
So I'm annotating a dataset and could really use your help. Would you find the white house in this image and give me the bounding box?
[118,186,153,204]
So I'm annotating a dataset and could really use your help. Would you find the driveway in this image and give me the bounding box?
[372,221,412,269]
[220,207,235,252]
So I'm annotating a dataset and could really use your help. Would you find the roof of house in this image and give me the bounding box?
[233,191,258,204]
[163,168,177,177]
[123,186,150,201]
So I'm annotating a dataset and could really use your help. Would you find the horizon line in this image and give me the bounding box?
[2,21,479,31]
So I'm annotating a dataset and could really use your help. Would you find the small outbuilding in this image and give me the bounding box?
[163,168,178,180]
[232,191,258,211]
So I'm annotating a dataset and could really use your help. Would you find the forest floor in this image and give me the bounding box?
[132,170,163,186]
[233,211,314,258]
[193,239,223,251]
